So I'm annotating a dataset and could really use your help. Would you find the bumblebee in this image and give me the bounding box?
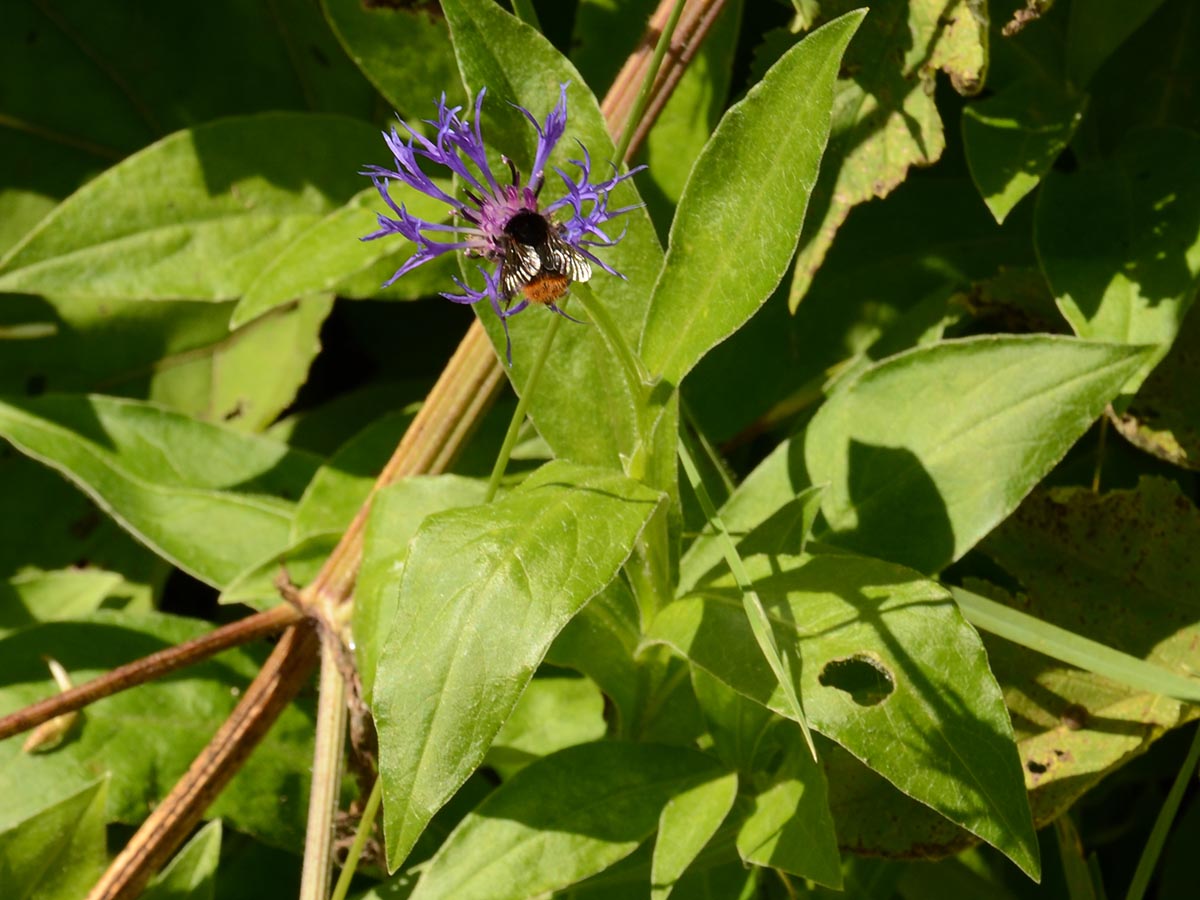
[498,210,593,306]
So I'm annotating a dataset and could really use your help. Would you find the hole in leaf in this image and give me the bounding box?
[818,654,895,706]
[1027,759,1047,775]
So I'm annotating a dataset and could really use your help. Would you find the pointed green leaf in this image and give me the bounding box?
[963,77,1087,224]
[0,395,320,587]
[373,461,663,867]
[1035,127,1200,395]
[1066,0,1168,85]
[0,778,108,900]
[736,738,841,888]
[321,0,464,114]
[143,819,222,900]
[639,11,863,386]
[485,678,607,780]
[805,335,1155,573]
[409,743,723,900]
[231,186,454,327]
[352,474,490,707]
[0,568,126,638]
[651,771,738,900]
[649,550,1040,877]
[150,295,333,432]
[545,579,642,733]
[0,113,379,301]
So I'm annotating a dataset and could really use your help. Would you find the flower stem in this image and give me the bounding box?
[614,0,688,163]
[484,310,566,503]
[330,776,383,900]
[570,282,650,394]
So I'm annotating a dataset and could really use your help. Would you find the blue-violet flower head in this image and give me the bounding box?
[361,83,643,363]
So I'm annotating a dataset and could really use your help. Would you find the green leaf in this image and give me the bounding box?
[975,477,1200,824]
[0,293,327,432]
[651,771,738,900]
[352,474,490,707]
[0,453,164,605]
[690,667,779,775]
[0,567,127,638]
[290,408,419,544]
[735,738,841,888]
[962,77,1087,224]
[152,296,333,432]
[0,0,379,256]
[0,394,320,588]
[545,579,642,733]
[373,461,663,867]
[0,611,316,848]
[1111,302,1200,469]
[681,483,825,593]
[639,11,862,386]
[0,778,108,900]
[788,0,989,309]
[144,819,222,900]
[1066,0,1168,85]
[440,0,664,470]
[322,0,464,114]
[804,335,1155,574]
[408,742,724,900]
[231,187,455,327]
[684,169,1033,445]
[1035,127,1200,395]
[485,677,607,780]
[217,532,338,611]
[648,549,1040,877]
[0,113,380,301]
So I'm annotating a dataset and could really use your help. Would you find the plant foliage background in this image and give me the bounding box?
[2,0,1199,898]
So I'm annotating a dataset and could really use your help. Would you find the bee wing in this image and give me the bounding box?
[542,232,593,284]
[500,240,542,296]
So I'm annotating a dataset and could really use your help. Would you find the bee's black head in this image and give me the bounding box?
[503,210,550,246]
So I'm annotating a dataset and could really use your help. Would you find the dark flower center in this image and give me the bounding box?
[503,210,550,247]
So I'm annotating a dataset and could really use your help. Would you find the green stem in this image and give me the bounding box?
[614,0,688,163]
[677,439,818,760]
[570,282,650,392]
[330,776,383,900]
[484,310,566,503]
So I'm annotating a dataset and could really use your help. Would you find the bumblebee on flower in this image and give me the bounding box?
[362,83,642,363]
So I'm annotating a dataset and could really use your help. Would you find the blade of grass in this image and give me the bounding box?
[951,587,1200,702]
[677,438,817,759]
[1124,723,1200,900]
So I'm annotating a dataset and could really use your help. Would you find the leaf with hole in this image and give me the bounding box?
[649,549,1039,877]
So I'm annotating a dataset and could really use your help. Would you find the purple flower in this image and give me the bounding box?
[362,83,643,363]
